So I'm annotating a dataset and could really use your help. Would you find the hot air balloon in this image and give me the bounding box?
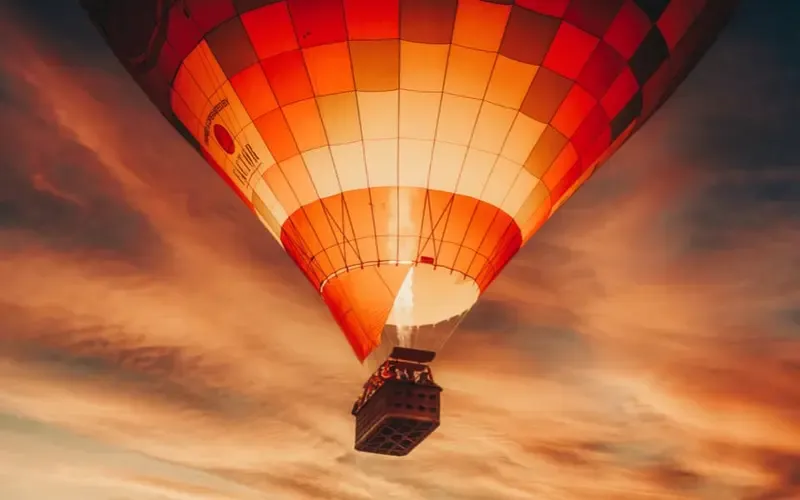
[81,0,738,456]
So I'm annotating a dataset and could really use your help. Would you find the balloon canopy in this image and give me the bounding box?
[81,0,737,363]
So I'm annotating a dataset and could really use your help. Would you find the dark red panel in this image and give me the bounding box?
[582,121,613,167]
[610,92,642,140]
[570,105,609,158]
[80,0,168,73]
[399,0,457,44]
[234,0,281,13]
[543,22,599,80]
[601,66,640,118]
[657,0,705,49]
[156,39,183,84]
[241,2,299,59]
[603,0,653,59]
[205,16,259,78]
[344,0,400,39]
[499,5,561,65]
[564,0,624,37]
[514,0,569,17]
[641,60,672,117]
[287,0,348,48]
[185,0,236,33]
[577,42,627,99]
[166,6,205,62]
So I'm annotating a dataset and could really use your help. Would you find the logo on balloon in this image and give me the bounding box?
[213,124,236,155]
[202,99,230,145]
[202,100,260,184]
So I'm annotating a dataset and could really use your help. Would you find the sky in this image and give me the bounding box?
[0,1,798,499]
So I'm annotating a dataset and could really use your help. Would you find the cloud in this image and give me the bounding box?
[0,49,166,267]
[0,4,798,500]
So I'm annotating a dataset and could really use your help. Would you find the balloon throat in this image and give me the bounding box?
[394,267,416,348]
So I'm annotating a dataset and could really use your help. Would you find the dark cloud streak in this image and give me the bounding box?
[0,59,167,268]
[0,303,257,418]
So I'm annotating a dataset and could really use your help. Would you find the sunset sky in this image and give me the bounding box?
[0,1,798,499]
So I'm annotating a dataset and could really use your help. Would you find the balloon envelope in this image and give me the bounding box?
[81,0,737,363]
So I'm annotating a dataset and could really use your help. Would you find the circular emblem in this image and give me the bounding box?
[213,124,236,155]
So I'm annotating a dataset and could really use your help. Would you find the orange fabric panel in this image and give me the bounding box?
[343,0,400,40]
[321,265,411,361]
[280,187,522,295]
[229,63,278,119]
[241,2,298,60]
[254,109,298,162]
